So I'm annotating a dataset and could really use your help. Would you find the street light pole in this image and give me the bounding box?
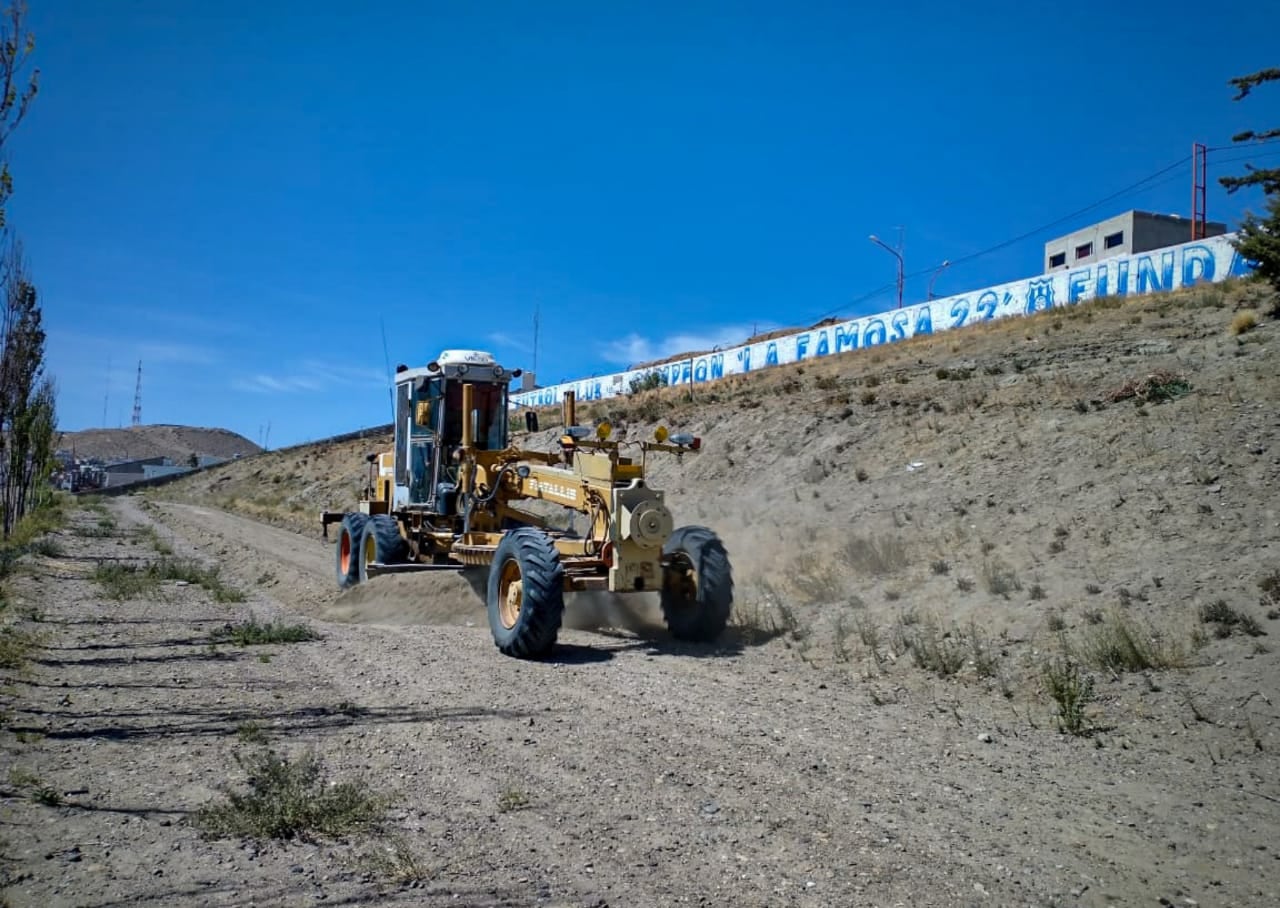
[928,260,951,301]
[869,234,905,309]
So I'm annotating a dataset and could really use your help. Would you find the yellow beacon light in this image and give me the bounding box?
[596,421,612,441]
[654,425,669,443]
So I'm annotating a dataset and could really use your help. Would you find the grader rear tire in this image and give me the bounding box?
[334,513,369,590]
[358,514,409,583]
[486,528,565,659]
[660,525,733,642]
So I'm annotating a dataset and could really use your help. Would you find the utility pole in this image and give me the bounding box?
[1192,142,1208,240]
[131,360,142,427]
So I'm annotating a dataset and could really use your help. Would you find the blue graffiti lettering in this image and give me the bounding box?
[1229,249,1253,278]
[950,298,969,328]
[796,333,811,360]
[1116,259,1130,296]
[1025,278,1054,313]
[1094,263,1109,298]
[977,290,999,319]
[693,353,724,383]
[1136,251,1175,293]
[680,360,693,383]
[1067,270,1091,304]
[864,319,887,346]
[835,322,859,352]
[765,342,779,366]
[890,310,909,342]
[1182,244,1214,286]
[816,330,830,357]
[914,307,933,335]
[737,346,752,373]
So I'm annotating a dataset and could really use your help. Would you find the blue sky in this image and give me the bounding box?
[11,0,1279,448]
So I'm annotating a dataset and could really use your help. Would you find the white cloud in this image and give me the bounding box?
[137,341,220,365]
[232,361,386,395]
[600,323,773,367]
[486,331,533,353]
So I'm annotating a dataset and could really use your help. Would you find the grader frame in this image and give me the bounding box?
[321,349,733,659]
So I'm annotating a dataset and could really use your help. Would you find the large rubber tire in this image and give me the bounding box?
[358,514,409,583]
[486,528,565,659]
[334,513,369,590]
[659,525,734,642]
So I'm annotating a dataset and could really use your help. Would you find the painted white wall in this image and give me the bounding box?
[512,234,1254,409]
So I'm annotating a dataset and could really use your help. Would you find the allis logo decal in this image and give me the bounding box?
[533,480,578,502]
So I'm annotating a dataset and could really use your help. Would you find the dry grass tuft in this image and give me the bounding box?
[1230,310,1258,336]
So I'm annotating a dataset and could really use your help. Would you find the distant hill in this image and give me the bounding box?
[57,425,262,464]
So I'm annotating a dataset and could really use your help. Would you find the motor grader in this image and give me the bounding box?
[321,349,733,659]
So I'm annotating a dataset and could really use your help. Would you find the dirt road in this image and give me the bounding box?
[3,497,1279,907]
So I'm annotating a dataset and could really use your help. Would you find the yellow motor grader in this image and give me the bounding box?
[321,349,733,659]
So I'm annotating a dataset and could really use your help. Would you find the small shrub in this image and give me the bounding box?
[0,626,40,670]
[843,535,908,577]
[956,576,975,593]
[860,390,877,406]
[1078,611,1186,673]
[1046,611,1066,632]
[968,620,998,678]
[628,370,669,394]
[237,721,268,744]
[497,789,531,813]
[901,616,965,677]
[1029,583,1047,601]
[1230,310,1258,336]
[29,537,62,558]
[1260,570,1280,606]
[194,748,387,841]
[213,617,321,646]
[94,558,246,603]
[930,559,950,576]
[1042,656,1095,736]
[1199,600,1266,639]
[855,468,869,482]
[33,786,63,807]
[982,559,1022,598]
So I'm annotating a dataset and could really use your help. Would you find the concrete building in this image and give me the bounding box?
[1044,210,1227,273]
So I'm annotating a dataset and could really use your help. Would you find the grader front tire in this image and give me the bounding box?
[660,525,734,642]
[358,514,409,583]
[486,528,565,659]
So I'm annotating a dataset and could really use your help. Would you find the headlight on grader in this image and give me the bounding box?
[620,498,673,549]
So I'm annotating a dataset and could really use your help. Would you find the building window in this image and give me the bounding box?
[1075,242,1093,260]
[1104,231,1124,249]
[1049,251,1066,268]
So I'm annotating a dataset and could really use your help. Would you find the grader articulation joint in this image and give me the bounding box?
[320,349,733,659]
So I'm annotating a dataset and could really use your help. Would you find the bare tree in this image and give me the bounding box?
[0,1,38,230]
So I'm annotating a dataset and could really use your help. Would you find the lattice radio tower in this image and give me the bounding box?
[131,360,142,427]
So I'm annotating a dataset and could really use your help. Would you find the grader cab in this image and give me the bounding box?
[321,349,733,659]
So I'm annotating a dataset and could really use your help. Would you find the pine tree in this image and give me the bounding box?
[1220,67,1280,294]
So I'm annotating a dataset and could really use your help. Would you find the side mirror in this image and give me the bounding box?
[525,411,539,432]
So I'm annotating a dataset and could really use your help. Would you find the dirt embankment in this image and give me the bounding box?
[3,487,1280,907]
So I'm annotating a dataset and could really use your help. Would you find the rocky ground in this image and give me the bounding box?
[3,279,1280,906]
